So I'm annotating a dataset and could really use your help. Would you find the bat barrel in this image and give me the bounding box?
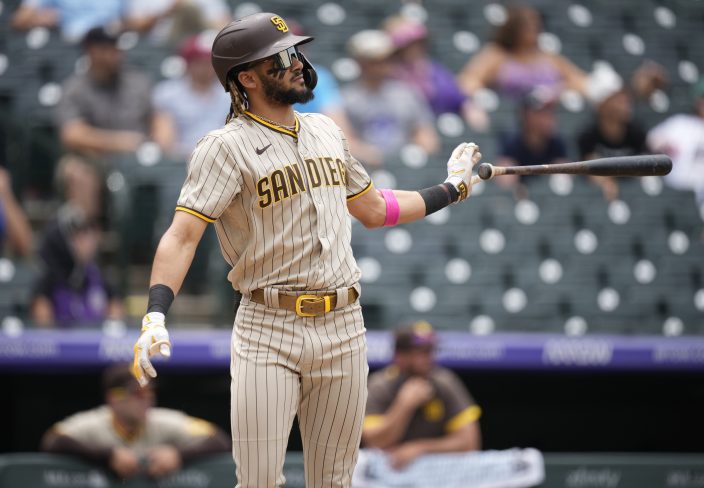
[582,154,672,176]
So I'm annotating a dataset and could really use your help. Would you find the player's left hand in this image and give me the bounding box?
[444,142,482,202]
[146,445,182,478]
[387,441,425,470]
[132,312,171,387]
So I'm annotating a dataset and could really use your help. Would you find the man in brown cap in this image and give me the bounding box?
[41,364,230,480]
[362,322,482,469]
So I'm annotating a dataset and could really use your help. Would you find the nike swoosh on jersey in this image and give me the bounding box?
[255,143,272,155]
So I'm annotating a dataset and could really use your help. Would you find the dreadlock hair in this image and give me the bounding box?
[225,68,249,123]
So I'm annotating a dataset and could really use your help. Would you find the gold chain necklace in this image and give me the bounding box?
[251,112,296,132]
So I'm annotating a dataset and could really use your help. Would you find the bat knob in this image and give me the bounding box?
[477,163,493,180]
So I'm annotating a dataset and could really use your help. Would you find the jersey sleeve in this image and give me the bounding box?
[363,371,394,430]
[176,135,243,222]
[55,78,86,127]
[53,409,107,445]
[435,369,481,433]
[151,409,218,447]
[339,128,373,201]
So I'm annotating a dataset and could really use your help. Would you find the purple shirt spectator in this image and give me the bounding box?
[31,206,119,327]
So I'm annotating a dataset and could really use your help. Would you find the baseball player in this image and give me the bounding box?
[131,12,482,488]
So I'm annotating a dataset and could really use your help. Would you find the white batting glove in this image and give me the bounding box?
[132,312,171,387]
[444,142,482,201]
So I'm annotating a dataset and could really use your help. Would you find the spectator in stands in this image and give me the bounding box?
[362,322,481,470]
[647,79,704,204]
[153,33,230,160]
[578,82,647,201]
[458,4,588,99]
[458,4,588,131]
[576,61,666,200]
[296,63,387,166]
[0,167,33,257]
[290,21,385,167]
[54,154,104,223]
[126,0,230,46]
[41,363,230,480]
[11,0,126,42]
[30,204,123,328]
[56,26,168,158]
[496,87,568,199]
[341,29,440,162]
[384,16,476,122]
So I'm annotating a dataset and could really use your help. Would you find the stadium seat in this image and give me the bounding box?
[0,259,37,320]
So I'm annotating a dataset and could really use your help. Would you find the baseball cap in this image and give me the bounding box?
[82,26,119,48]
[180,32,214,61]
[520,86,559,112]
[394,321,437,352]
[347,30,394,61]
[585,63,624,106]
[386,19,428,49]
[102,363,140,394]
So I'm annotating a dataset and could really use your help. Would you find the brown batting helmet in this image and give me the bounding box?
[211,13,315,91]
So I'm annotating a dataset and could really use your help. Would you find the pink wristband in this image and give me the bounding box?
[380,189,400,227]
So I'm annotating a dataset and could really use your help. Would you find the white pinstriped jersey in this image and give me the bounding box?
[176,111,373,294]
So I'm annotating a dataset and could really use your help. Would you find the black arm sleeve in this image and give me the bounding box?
[418,183,460,215]
[147,284,175,314]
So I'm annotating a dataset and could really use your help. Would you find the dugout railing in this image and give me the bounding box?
[1,452,703,488]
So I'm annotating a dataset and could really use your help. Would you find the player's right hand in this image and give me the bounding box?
[444,142,482,201]
[132,312,171,387]
[397,377,435,409]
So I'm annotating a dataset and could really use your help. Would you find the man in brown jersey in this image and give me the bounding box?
[131,12,482,488]
[42,364,229,480]
[362,322,482,470]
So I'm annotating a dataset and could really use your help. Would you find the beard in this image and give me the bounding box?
[260,70,315,106]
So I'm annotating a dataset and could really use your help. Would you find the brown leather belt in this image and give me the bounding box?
[249,287,359,317]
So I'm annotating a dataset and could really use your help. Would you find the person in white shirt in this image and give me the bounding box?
[647,80,704,203]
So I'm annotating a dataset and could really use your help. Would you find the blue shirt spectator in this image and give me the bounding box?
[294,66,340,115]
[500,133,567,167]
[496,88,568,197]
[126,0,230,46]
[12,0,126,42]
[153,34,230,160]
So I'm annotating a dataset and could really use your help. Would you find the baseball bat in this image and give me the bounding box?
[475,154,672,182]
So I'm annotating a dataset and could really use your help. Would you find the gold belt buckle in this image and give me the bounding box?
[295,294,332,317]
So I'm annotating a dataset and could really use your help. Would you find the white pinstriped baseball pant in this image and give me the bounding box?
[230,296,368,487]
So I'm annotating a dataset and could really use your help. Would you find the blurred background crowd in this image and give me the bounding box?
[1,0,702,336]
